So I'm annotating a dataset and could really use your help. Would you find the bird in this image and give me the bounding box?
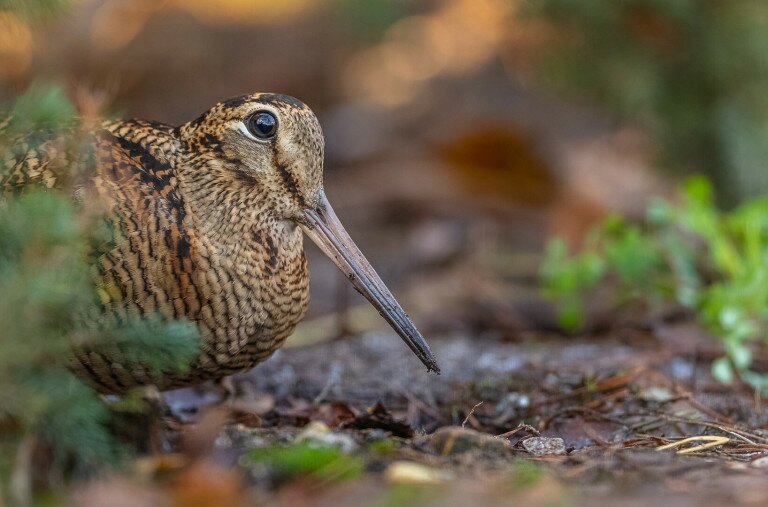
[1,92,439,393]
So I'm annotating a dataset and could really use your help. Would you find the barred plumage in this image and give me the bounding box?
[2,92,438,394]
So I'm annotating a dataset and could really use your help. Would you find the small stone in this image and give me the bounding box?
[429,426,510,456]
[384,461,453,485]
[638,386,674,403]
[295,421,357,453]
[299,420,330,434]
[522,437,566,456]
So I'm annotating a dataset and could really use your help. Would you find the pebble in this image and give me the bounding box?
[384,461,453,485]
[522,437,566,456]
[638,386,675,403]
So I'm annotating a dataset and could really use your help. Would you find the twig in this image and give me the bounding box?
[626,411,768,444]
[656,435,730,455]
[461,401,484,429]
[496,423,540,439]
[660,413,768,444]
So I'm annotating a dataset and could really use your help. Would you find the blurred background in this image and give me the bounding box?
[0,0,683,336]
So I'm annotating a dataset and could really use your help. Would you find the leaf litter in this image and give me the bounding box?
[78,321,768,507]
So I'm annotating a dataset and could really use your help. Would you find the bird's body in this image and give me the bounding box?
[1,93,438,394]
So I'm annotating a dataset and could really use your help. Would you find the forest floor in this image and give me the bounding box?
[75,319,768,507]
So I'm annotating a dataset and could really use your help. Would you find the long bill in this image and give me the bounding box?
[300,190,440,373]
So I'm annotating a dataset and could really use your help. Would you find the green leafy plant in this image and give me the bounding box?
[247,442,364,485]
[542,176,768,390]
[0,83,201,502]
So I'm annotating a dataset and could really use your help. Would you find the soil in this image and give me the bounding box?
[150,321,768,507]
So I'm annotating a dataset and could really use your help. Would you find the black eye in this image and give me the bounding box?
[246,111,278,139]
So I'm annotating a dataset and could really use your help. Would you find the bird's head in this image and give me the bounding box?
[179,93,324,219]
[178,93,440,373]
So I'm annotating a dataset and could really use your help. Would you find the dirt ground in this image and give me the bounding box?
[86,318,760,507]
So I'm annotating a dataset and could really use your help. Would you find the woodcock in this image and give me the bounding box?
[1,93,439,393]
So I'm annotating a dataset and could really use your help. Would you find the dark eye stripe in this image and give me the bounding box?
[276,163,307,208]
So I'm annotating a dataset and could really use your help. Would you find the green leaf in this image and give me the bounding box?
[683,176,715,205]
[247,443,364,483]
[539,175,768,390]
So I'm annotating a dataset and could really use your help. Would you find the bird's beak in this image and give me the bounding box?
[300,190,440,373]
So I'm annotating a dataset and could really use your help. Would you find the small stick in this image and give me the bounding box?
[461,402,484,429]
[496,423,540,439]
[656,435,730,454]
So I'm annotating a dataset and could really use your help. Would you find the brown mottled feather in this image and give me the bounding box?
[2,94,321,393]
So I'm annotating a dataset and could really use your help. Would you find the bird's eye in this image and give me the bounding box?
[246,111,278,139]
